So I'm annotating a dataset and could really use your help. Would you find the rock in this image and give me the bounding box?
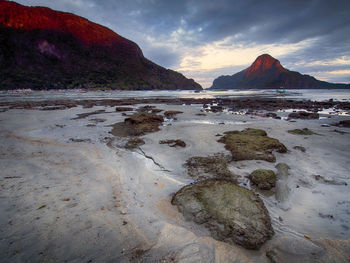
[209,106,223,113]
[333,129,350,135]
[69,138,92,143]
[266,249,280,263]
[288,111,319,119]
[125,138,145,149]
[265,112,278,118]
[72,109,106,120]
[275,163,290,178]
[164,110,183,118]
[250,169,276,190]
[184,154,237,182]
[288,128,314,135]
[218,128,287,162]
[151,108,163,114]
[171,179,274,249]
[110,113,164,137]
[115,107,134,112]
[275,163,291,202]
[293,145,306,152]
[137,105,155,113]
[333,119,350,128]
[89,118,106,123]
[159,139,186,148]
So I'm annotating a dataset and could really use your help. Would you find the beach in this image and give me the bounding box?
[0,91,350,262]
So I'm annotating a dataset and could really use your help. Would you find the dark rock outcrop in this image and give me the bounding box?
[110,113,164,137]
[218,128,287,162]
[211,54,350,90]
[159,139,186,148]
[250,169,276,190]
[0,1,202,90]
[171,179,274,249]
[333,119,350,128]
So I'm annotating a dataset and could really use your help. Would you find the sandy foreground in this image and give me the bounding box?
[0,103,350,262]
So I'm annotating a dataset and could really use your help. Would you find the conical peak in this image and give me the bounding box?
[246,54,285,77]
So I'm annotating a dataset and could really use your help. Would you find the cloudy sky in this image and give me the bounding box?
[13,0,350,88]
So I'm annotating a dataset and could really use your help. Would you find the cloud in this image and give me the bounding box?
[12,0,350,87]
[177,37,317,71]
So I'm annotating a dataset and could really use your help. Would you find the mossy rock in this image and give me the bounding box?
[288,128,314,135]
[171,179,274,249]
[250,169,276,190]
[184,154,236,182]
[110,113,164,137]
[218,128,287,162]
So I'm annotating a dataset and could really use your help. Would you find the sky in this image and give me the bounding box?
[13,0,350,88]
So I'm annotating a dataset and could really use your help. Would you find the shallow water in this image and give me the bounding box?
[1,88,350,102]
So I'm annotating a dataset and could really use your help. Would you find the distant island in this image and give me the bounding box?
[0,1,202,90]
[210,54,350,90]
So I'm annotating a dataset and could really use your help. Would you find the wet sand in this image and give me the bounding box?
[0,100,350,262]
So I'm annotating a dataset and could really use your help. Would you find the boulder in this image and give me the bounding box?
[250,169,276,190]
[218,128,287,162]
[110,113,164,137]
[171,179,274,249]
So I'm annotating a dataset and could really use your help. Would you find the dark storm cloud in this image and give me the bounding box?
[12,0,350,84]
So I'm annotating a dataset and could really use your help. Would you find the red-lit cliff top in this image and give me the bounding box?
[0,0,128,46]
[245,54,287,77]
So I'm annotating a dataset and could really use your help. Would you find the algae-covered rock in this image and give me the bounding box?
[288,128,314,135]
[250,169,276,190]
[171,179,274,249]
[184,154,236,181]
[110,113,164,137]
[218,128,287,162]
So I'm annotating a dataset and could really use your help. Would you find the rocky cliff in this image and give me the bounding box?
[0,1,202,90]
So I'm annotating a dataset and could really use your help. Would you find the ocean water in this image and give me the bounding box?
[1,89,350,102]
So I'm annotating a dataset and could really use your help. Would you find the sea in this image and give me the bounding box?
[1,89,350,103]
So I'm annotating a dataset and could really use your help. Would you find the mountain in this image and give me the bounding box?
[210,54,349,90]
[0,1,201,90]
